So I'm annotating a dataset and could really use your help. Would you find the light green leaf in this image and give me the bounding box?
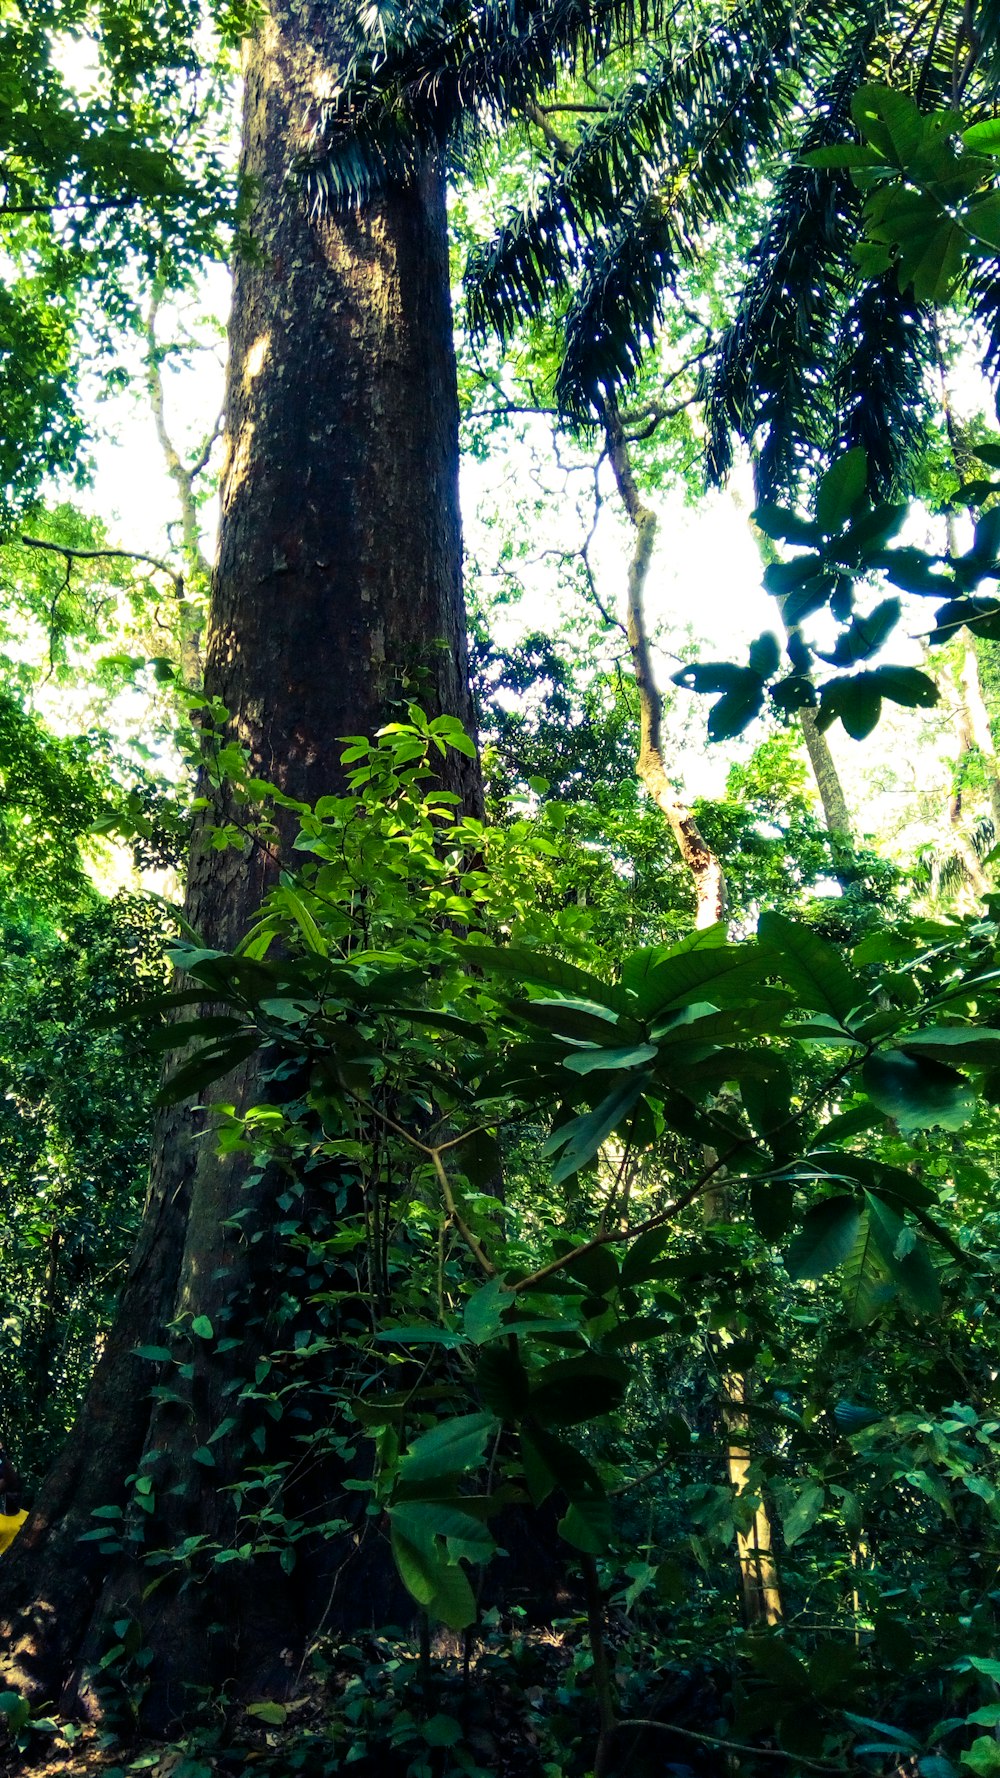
[401,1412,496,1483]
[247,1702,287,1726]
[783,1482,825,1547]
[563,1043,658,1075]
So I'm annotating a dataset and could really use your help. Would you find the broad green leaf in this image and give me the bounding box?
[842,1213,893,1326]
[901,1027,1000,1065]
[389,1503,494,1561]
[865,1194,942,1313]
[558,1497,613,1554]
[476,1346,531,1419]
[863,1050,976,1131]
[960,1738,1000,1775]
[422,1715,463,1748]
[783,1482,825,1547]
[851,84,923,164]
[870,665,938,708]
[427,1559,478,1631]
[964,119,1000,155]
[563,1042,658,1075]
[401,1412,496,1482]
[816,447,868,533]
[191,1316,214,1340]
[247,1703,287,1725]
[818,675,883,740]
[620,1226,673,1285]
[544,1076,648,1185]
[464,1277,509,1344]
[461,945,633,1015]
[785,1197,862,1281]
[757,912,859,1022]
[390,1521,437,1607]
[752,502,821,545]
[631,942,766,1018]
[707,675,765,740]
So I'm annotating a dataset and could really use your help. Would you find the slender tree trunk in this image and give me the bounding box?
[0,0,479,1724]
[602,400,726,927]
[602,408,781,1626]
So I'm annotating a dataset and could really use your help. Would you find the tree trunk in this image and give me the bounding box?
[602,399,727,927]
[0,0,479,1725]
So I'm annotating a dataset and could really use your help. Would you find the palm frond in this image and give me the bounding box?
[303,0,677,210]
[705,8,884,502]
[831,277,933,498]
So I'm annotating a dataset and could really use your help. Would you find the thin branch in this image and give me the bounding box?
[20,536,182,596]
[617,1720,848,1773]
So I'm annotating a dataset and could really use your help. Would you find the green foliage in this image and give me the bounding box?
[66,712,1000,1774]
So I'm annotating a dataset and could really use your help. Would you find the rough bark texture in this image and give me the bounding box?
[0,0,478,1725]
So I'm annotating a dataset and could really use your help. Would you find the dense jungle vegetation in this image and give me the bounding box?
[7,3,1000,1776]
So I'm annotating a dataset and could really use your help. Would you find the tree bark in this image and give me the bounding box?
[0,0,479,1725]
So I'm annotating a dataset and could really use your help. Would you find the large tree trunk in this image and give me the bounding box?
[0,0,478,1726]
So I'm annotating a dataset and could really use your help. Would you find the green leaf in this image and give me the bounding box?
[389,1503,493,1562]
[816,448,868,533]
[963,119,1000,156]
[865,1194,942,1313]
[191,1316,214,1341]
[870,665,939,708]
[544,1076,648,1185]
[562,1043,658,1075]
[818,675,883,740]
[960,1738,1000,1775]
[851,84,923,163]
[426,1559,478,1632]
[529,1354,629,1426]
[707,675,765,740]
[863,1050,976,1131]
[390,1522,437,1606]
[461,945,632,1015]
[401,1412,496,1482]
[464,1277,508,1344]
[422,1715,463,1748]
[757,912,859,1022]
[786,1197,862,1281]
[247,1703,287,1726]
[783,1482,825,1547]
[557,1498,613,1554]
[620,1226,673,1286]
[900,1027,1000,1065]
[631,942,765,1018]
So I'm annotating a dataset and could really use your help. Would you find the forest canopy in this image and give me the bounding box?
[3,4,1000,1778]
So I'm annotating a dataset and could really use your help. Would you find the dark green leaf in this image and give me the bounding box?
[786,1197,862,1281]
[863,1050,976,1131]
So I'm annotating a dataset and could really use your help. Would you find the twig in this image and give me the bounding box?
[617,1719,848,1772]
